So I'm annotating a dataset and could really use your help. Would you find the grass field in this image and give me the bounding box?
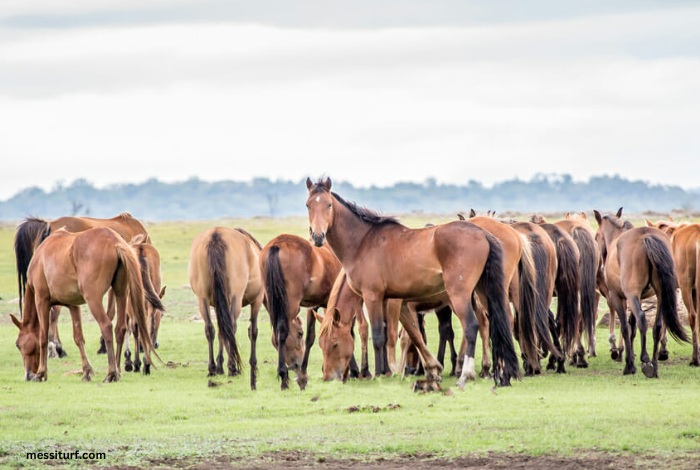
[0,216,699,468]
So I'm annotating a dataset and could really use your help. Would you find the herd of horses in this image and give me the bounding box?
[9,177,700,392]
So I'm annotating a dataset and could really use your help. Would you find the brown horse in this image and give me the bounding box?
[529,217,582,365]
[10,227,161,382]
[259,233,343,390]
[188,227,264,389]
[14,214,150,356]
[306,177,520,388]
[594,208,689,377]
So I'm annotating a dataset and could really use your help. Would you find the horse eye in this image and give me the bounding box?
[306,203,309,208]
[333,343,339,349]
[327,203,332,209]
[298,331,303,338]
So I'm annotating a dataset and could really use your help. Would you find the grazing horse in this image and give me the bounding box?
[259,233,343,390]
[188,227,264,389]
[14,214,150,357]
[594,209,689,377]
[10,228,161,382]
[529,217,582,365]
[306,177,520,388]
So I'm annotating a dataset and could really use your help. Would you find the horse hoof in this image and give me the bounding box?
[623,364,637,375]
[576,358,589,369]
[58,348,68,358]
[642,362,656,378]
[689,360,700,367]
[658,351,669,362]
[124,362,133,372]
[479,369,490,379]
[133,365,140,373]
[610,349,619,361]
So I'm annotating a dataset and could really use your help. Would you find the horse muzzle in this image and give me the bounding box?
[311,232,326,247]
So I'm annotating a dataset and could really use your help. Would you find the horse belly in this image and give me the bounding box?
[385,270,444,300]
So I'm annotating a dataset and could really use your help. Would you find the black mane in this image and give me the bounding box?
[332,192,401,226]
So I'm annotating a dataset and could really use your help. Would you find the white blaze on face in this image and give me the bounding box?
[316,196,320,202]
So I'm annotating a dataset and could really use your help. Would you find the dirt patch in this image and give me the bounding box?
[598,292,690,327]
[103,451,700,470]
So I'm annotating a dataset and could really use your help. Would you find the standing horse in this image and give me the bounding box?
[11,227,161,382]
[594,209,689,377]
[188,227,264,389]
[259,233,343,390]
[306,177,519,388]
[14,214,150,356]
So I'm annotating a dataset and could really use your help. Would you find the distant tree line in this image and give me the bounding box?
[1,174,697,221]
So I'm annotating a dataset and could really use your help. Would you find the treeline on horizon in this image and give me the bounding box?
[1,174,698,221]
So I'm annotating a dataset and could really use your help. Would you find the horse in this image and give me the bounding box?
[10,227,161,382]
[188,227,264,390]
[306,177,520,388]
[399,306,457,377]
[14,213,150,356]
[458,213,541,376]
[528,216,582,366]
[645,220,700,366]
[259,233,344,390]
[593,208,689,377]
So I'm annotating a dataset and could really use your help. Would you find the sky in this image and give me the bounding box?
[1,1,699,200]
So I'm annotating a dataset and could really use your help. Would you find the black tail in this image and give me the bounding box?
[572,226,597,353]
[14,218,50,317]
[136,246,165,344]
[530,233,560,358]
[479,234,520,386]
[207,232,241,371]
[516,240,541,372]
[552,234,581,353]
[644,236,688,343]
[264,246,289,353]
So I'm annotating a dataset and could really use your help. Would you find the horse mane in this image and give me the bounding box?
[118,212,133,219]
[234,228,263,250]
[319,269,348,338]
[606,216,634,230]
[331,192,401,226]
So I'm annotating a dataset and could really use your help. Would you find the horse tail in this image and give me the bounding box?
[480,233,520,386]
[554,234,581,354]
[264,245,289,351]
[572,226,598,353]
[115,243,160,368]
[530,233,560,359]
[14,218,51,317]
[695,239,700,343]
[644,236,688,343]
[516,235,541,372]
[136,245,165,342]
[207,231,241,371]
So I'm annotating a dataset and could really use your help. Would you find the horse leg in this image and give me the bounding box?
[357,309,372,379]
[397,303,442,388]
[199,298,218,377]
[650,303,663,377]
[589,291,600,358]
[414,314,426,376]
[385,300,400,375]
[97,289,116,355]
[86,296,120,383]
[546,311,566,373]
[248,298,261,391]
[32,296,52,382]
[297,307,316,390]
[113,294,128,374]
[574,329,588,368]
[684,286,700,366]
[49,306,67,358]
[215,331,225,375]
[68,306,94,381]
[132,322,142,373]
[123,323,133,372]
[610,294,635,375]
[364,293,387,378]
[474,300,492,378]
[456,296,480,389]
[436,306,457,376]
[628,295,654,377]
[658,323,669,361]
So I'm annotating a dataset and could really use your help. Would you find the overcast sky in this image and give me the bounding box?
[1,1,699,200]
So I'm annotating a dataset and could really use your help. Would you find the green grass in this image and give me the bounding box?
[0,216,699,468]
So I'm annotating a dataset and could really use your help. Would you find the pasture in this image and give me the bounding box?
[1,215,699,469]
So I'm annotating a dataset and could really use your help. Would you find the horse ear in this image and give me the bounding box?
[306,177,313,191]
[159,286,166,299]
[323,177,332,191]
[10,314,21,329]
[469,208,476,218]
[565,212,570,219]
[669,216,674,222]
[616,207,623,218]
[313,309,325,323]
[457,213,466,221]
[332,307,341,325]
[643,217,653,227]
[593,210,602,225]
[581,212,587,220]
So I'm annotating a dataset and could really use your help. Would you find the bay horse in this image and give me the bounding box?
[188,227,264,389]
[14,213,150,356]
[10,227,161,382]
[594,208,689,377]
[259,233,343,390]
[528,217,582,365]
[306,177,520,388]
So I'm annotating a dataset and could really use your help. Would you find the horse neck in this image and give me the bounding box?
[604,222,626,248]
[325,197,372,267]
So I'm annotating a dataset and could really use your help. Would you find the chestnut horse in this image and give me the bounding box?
[259,233,343,390]
[306,178,519,388]
[14,213,150,357]
[594,209,689,377]
[188,227,264,389]
[10,227,161,382]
